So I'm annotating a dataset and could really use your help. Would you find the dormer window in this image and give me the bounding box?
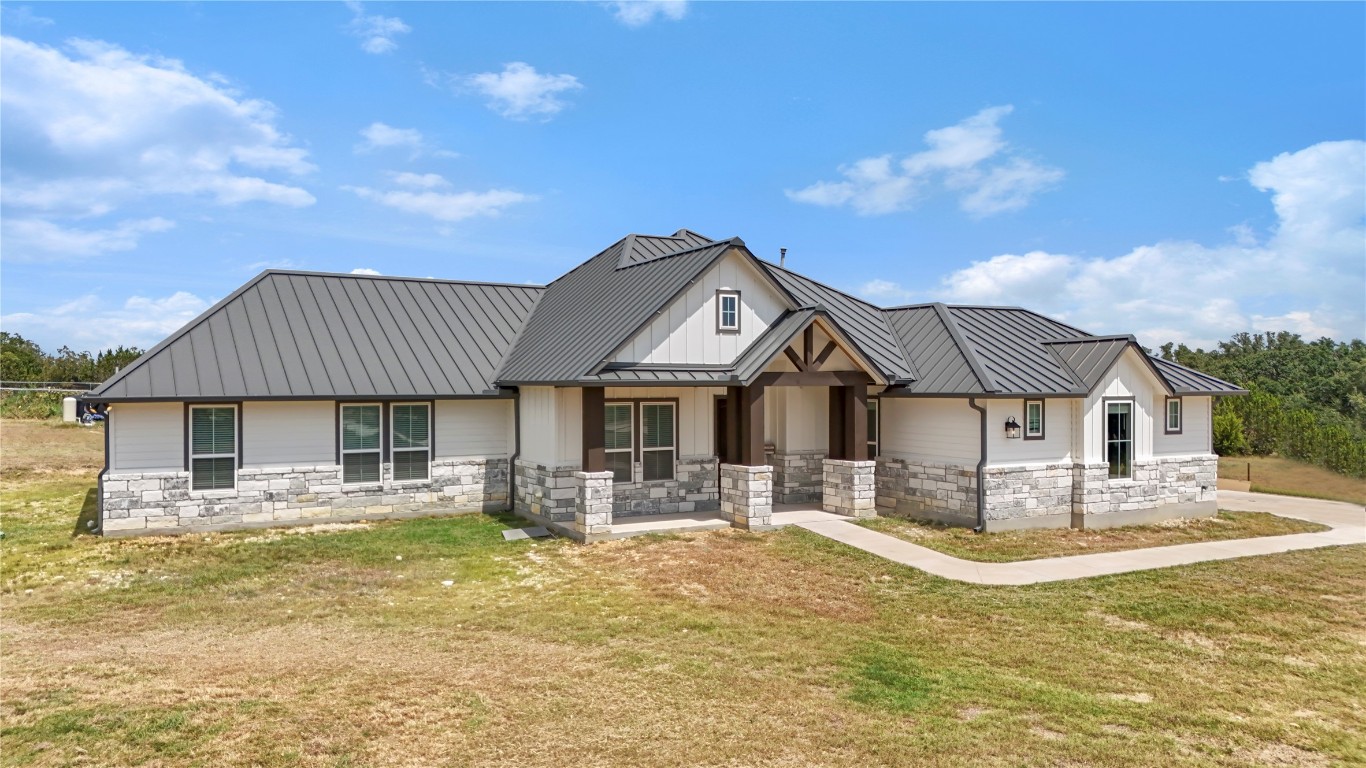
[717,290,740,333]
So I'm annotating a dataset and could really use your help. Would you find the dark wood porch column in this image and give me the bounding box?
[828,387,846,460]
[724,386,742,464]
[582,387,605,472]
[739,383,766,466]
[845,385,868,461]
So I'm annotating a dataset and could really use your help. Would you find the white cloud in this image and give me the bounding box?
[858,278,916,304]
[350,267,381,275]
[787,105,1062,217]
[463,62,583,120]
[931,140,1365,347]
[606,1,688,27]
[354,122,458,160]
[344,172,532,222]
[0,291,212,351]
[0,35,315,258]
[345,1,410,54]
[1,6,54,27]
[2,216,174,258]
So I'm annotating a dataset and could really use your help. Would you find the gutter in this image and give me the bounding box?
[93,408,109,535]
[968,397,987,533]
[507,388,521,512]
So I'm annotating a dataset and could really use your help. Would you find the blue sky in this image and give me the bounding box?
[2,1,1363,353]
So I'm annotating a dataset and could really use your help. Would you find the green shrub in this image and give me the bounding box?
[1213,410,1249,456]
[0,391,66,420]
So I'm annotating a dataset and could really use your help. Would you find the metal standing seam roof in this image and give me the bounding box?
[616,229,716,268]
[1042,336,1137,392]
[1150,356,1249,395]
[495,236,768,384]
[883,305,987,394]
[88,271,543,401]
[760,262,917,384]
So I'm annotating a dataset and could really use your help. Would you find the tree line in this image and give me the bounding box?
[0,332,143,386]
[1160,332,1366,478]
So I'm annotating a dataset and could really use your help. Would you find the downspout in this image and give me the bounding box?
[968,398,987,533]
[507,389,521,513]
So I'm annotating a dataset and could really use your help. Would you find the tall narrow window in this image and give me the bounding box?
[1024,400,1045,440]
[1165,397,1183,434]
[604,402,633,483]
[1106,401,1133,479]
[867,398,879,458]
[641,402,676,481]
[341,404,382,484]
[717,291,740,332]
[190,405,236,491]
[391,403,431,481]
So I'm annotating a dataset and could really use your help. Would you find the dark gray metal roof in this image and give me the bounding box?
[496,237,752,384]
[884,305,987,394]
[1151,356,1247,395]
[616,229,716,268]
[90,271,542,401]
[1042,336,1133,392]
[760,262,916,383]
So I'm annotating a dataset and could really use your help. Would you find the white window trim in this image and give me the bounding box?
[390,402,432,484]
[604,402,634,484]
[189,404,237,492]
[1165,397,1183,434]
[640,400,677,482]
[1024,399,1045,440]
[717,290,741,333]
[340,402,383,486]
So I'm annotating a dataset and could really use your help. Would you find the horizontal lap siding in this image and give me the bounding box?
[1153,395,1212,457]
[242,401,335,468]
[110,402,183,472]
[435,400,513,459]
[986,399,1075,467]
[881,398,980,466]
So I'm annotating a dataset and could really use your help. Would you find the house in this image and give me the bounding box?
[84,230,1245,539]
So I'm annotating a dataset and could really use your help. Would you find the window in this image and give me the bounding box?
[717,291,740,332]
[604,403,633,483]
[867,398,879,458]
[190,405,236,491]
[391,403,431,481]
[1024,399,1045,440]
[341,404,382,484]
[1165,397,1183,434]
[641,402,676,481]
[1105,401,1133,479]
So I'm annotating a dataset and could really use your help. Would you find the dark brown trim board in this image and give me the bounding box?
[582,387,606,472]
[1023,398,1045,441]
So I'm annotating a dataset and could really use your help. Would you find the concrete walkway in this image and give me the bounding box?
[789,491,1365,585]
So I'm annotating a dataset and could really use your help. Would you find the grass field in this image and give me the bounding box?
[1220,455,1366,506]
[2,419,1364,767]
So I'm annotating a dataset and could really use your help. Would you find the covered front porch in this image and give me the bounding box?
[515,315,885,542]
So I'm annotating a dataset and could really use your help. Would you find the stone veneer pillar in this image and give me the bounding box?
[719,464,772,529]
[574,470,615,540]
[822,459,877,518]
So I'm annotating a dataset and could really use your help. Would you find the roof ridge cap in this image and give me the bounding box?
[932,302,998,393]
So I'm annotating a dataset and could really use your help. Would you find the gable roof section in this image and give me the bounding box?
[497,236,785,384]
[884,305,988,394]
[760,262,916,384]
[730,308,886,385]
[616,229,716,268]
[1042,336,1131,391]
[89,271,542,401]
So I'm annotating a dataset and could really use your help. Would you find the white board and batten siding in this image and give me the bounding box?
[985,399,1075,467]
[611,251,789,366]
[880,398,980,466]
[1081,348,1165,464]
[110,402,184,472]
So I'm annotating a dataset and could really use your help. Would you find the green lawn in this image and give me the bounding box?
[2,420,1364,766]
[858,512,1328,563]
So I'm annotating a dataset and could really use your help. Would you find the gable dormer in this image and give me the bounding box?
[609,247,792,366]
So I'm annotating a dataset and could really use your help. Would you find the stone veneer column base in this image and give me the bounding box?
[719,464,773,529]
[101,458,509,536]
[822,459,877,518]
[513,459,580,523]
[574,471,615,541]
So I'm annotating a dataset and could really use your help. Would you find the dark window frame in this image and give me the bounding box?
[1164,396,1183,435]
[605,397,680,484]
[716,289,741,334]
[1103,397,1134,480]
[1024,399,1045,441]
[867,396,880,458]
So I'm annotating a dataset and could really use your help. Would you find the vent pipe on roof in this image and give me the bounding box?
[779,248,787,268]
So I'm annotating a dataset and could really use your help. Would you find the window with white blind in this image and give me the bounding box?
[190,405,237,490]
[641,402,676,481]
[604,403,633,483]
[341,404,382,484]
[391,403,431,481]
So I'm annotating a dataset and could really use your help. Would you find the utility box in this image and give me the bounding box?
[63,397,78,423]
